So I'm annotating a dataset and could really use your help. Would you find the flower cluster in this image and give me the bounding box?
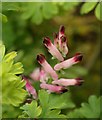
[23,25,84,99]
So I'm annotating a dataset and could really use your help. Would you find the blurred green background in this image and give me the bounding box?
[1,2,101,106]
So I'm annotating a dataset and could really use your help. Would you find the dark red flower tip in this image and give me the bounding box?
[37,54,45,64]
[75,78,84,86]
[59,25,65,34]
[61,88,68,93]
[74,53,83,62]
[61,36,67,43]
[53,32,58,39]
[43,37,51,47]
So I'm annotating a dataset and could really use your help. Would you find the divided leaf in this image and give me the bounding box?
[20,100,42,118]
[38,90,74,118]
[67,95,101,118]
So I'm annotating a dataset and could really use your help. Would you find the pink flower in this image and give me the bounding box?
[40,68,49,83]
[43,37,64,61]
[30,68,48,83]
[52,78,84,86]
[54,53,83,71]
[37,54,58,80]
[40,83,67,93]
[23,76,37,99]
[30,68,40,81]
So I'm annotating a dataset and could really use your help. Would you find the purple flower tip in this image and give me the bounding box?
[43,37,51,47]
[37,54,45,64]
[59,25,65,34]
[75,78,84,86]
[74,53,83,62]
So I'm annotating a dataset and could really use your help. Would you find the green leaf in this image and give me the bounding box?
[20,100,42,118]
[31,6,43,25]
[49,92,75,109]
[10,62,24,74]
[81,2,97,14]
[95,3,102,20]
[67,109,84,118]
[38,90,49,117]
[38,90,70,118]
[67,95,101,118]
[2,47,27,107]
[3,51,17,62]
[42,3,58,19]
[80,95,101,118]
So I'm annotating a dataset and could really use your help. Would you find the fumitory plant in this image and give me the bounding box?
[1,26,101,119]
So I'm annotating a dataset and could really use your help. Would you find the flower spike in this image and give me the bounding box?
[54,53,83,71]
[37,54,58,80]
[43,37,64,61]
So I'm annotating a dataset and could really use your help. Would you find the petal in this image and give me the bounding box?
[54,53,83,71]
[43,37,64,61]
[37,54,58,80]
[52,78,84,86]
[40,83,68,93]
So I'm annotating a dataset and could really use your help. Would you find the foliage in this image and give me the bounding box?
[81,2,102,20]
[19,90,75,118]
[0,44,27,117]
[2,2,79,24]
[67,95,101,118]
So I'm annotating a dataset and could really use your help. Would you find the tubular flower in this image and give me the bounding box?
[43,37,64,61]
[30,68,48,83]
[30,68,40,81]
[37,54,58,80]
[52,78,84,86]
[23,76,37,99]
[54,53,83,71]
[40,83,68,94]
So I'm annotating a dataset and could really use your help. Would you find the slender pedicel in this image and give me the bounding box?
[54,53,83,71]
[37,54,58,80]
[40,83,68,93]
[52,78,84,86]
